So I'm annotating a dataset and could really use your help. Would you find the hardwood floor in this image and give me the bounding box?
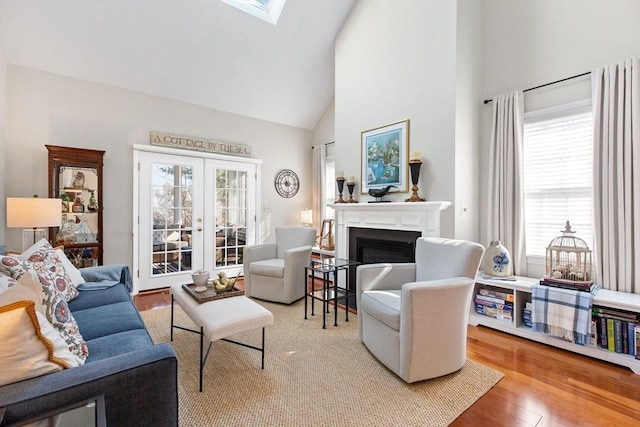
[134,281,640,426]
[133,287,173,311]
[456,326,640,426]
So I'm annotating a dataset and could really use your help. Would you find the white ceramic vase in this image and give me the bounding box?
[191,270,210,292]
[481,240,513,277]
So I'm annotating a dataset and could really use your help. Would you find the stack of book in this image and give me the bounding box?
[540,276,598,293]
[474,286,514,321]
[523,301,532,328]
[592,305,640,359]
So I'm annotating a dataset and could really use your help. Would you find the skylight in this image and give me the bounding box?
[221,0,287,25]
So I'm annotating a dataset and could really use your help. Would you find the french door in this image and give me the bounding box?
[135,150,257,292]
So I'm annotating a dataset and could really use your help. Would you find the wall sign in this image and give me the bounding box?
[150,131,251,157]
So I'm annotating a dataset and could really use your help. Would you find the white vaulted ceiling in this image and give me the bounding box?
[0,0,355,130]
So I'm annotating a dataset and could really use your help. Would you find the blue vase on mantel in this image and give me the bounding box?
[480,240,513,277]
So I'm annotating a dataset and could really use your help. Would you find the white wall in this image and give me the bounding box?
[312,99,335,146]
[481,0,640,108]
[4,65,313,264]
[335,0,458,237]
[454,0,483,242]
[479,0,640,275]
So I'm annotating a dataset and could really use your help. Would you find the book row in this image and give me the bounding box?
[592,305,640,359]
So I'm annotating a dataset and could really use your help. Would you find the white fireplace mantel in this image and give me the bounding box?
[330,201,451,260]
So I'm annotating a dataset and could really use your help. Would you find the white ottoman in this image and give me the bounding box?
[170,283,274,392]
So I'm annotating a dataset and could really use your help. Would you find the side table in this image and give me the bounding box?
[304,257,360,328]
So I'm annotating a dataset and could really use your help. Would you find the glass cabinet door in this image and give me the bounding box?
[47,145,105,267]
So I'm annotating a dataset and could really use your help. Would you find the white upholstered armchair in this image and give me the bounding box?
[356,237,484,383]
[243,226,316,304]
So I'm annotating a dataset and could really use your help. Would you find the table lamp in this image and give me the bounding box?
[300,208,313,227]
[6,197,61,250]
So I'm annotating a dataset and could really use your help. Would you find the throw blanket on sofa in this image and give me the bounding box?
[531,284,594,345]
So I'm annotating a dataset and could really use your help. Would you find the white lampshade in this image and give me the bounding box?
[300,208,313,226]
[7,197,61,228]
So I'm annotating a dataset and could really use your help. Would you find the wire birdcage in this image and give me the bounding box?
[545,221,592,282]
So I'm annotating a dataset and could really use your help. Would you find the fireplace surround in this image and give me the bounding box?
[332,201,451,258]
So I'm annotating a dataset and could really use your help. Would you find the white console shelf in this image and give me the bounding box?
[470,275,640,374]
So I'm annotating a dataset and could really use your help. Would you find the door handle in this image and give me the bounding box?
[197,227,203,232]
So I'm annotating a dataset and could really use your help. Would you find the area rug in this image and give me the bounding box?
[141,299,503,426]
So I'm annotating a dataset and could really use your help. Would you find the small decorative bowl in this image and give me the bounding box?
[191,271,210,292]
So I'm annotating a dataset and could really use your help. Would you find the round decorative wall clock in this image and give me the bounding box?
[274,169,299,198]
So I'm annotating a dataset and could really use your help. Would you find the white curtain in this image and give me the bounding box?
[592,57,639,294]
[311,144,326,232]
[486,91,527,276]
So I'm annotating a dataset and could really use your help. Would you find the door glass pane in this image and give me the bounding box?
[151,163,193,275]
[215,168,248,267]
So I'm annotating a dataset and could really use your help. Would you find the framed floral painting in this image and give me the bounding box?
[361,119,409,194]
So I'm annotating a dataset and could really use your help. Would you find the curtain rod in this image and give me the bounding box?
[312,141,335,149]
[483,71,591,104]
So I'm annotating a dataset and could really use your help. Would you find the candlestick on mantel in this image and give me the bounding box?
[335,177,346,203]
[347,181,357,203]
[405,159,426,202]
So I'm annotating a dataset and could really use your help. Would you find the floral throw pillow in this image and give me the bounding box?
[0,262,88,364]
[1,239,79,302]
[0,273,19,293]
[27,247,80,302]
[0,255,27,280]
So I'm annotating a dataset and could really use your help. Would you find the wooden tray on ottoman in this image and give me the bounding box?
[182,284,245,304]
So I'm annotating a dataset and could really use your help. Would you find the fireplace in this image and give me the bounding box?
[349,228,420,265]
[331,201,451,311]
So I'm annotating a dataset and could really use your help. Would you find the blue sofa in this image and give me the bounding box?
[0,265,178,426]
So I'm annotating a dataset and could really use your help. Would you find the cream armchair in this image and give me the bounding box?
[356,237,484,383]
[243,226,316,304]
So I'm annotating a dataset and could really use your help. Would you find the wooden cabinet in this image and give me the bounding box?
[470,275,640,374]
[46,145,105,267]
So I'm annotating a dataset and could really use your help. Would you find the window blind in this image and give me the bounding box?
[523,106,593,257]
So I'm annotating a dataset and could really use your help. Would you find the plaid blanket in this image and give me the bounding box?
[531,284,594,345]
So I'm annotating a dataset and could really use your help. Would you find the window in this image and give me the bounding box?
[221,0,286,25]
[523,100,593,257]
[324,143,336,220]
